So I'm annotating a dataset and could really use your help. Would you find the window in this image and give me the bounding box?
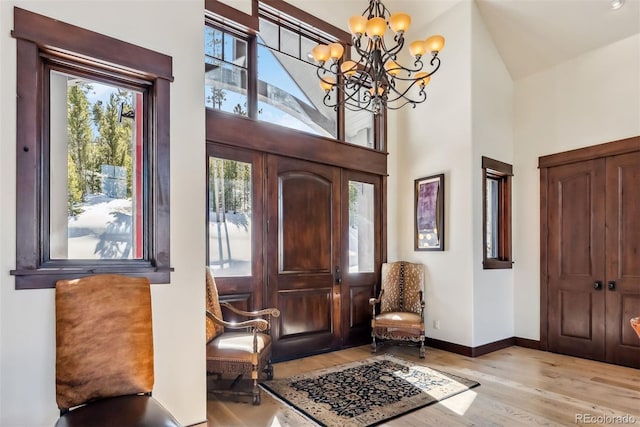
[205,0,381,150]
[205,24,250,115]
[256,16,337,138]
[206,144,263,281]
[11,8,173,288]
[482,156,513,269]
[208,157,253,276]
[348,181,375,272]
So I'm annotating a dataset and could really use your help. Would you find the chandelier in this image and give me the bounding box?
[311,0,445,115]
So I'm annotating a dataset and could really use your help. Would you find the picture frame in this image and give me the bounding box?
[414,173,445,251]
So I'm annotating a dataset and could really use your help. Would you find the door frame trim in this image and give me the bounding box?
[539,136,640,169]
[538,135,640,351]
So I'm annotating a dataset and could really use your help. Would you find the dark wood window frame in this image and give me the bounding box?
[10,7,174,289]
[482,156,513,270]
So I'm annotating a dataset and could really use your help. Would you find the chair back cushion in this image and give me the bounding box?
[55,274,154,410]
[380,261,424,314]
[206,268,225,343]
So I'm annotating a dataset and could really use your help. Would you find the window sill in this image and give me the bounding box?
[482,260,513,270]
[10,267,173,289]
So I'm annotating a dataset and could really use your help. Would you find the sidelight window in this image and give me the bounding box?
[208,157,253,276]
[348,181,375,273]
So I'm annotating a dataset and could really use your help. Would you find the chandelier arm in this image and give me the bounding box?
[341,83,372,105]
[322,91,339,110]
[385,79,426,104]
[429,54,442,75]
[381,61,426,81]
[385,98,422,110]
[363,0,378,19]
[335,85,374,112]
[352,37,371,60]
[380,36,405,62]
[316,65,337,85]
[384,54,440,83]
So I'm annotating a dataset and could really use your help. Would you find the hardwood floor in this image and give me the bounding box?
[206,344,640,426]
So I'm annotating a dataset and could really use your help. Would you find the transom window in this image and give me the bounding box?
[205,0,379,150]
[257,16,337,138]
[205,25,249,115]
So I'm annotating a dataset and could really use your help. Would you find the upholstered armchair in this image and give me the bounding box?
[55,274,180,427]
[206,268,280,405]
[632,317,640,339]
[370,261,426,358]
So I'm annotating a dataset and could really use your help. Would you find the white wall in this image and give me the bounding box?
[388,0,515,348]
[470,1,514,346]
[389,1,475,347]
[513,33,640,340]
[0,2,206,426]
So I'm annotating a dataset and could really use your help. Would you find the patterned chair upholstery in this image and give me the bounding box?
[632,317,640,339]
[206,268,280,405]
[369,261,426,358]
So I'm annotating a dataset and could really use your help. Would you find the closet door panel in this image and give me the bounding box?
[605,151,640,368]
[546,159,606,360]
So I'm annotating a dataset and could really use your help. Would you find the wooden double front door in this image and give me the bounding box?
[266,155,380,360]
[541,144,640,368]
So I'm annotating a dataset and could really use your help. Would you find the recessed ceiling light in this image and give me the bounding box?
[610,0,625,10]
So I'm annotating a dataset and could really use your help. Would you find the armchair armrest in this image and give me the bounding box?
[206,310,269,331]
[369,289,384,306]
[369,289,384,319]
[221,302,280,318]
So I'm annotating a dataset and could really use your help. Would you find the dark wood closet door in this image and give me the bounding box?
[266,155,341,360]
[547,159,606,360]
[605,151,640,368]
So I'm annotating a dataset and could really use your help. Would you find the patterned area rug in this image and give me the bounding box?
[260,354,480,427]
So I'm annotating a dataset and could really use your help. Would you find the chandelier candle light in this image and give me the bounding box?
[312,0,445,115]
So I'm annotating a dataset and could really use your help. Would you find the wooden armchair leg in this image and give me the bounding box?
[419,338,425,359]
[251,377,261,405]
[264,363,274,380]
[371,335,377,353]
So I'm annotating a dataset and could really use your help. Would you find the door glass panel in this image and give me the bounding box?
[50,71,144,260]
[209,157,252,276]
[348,181,374,272]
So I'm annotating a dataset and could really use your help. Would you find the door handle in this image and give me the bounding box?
[594,281,603,290]
[335,266,342,284]
[608,281,616,290]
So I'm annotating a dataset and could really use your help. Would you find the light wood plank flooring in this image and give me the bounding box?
[206,345,640,426]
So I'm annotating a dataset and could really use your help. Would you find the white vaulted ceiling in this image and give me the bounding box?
[289,0,640,81]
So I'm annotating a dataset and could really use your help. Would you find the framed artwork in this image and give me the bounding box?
[414,173,445,251]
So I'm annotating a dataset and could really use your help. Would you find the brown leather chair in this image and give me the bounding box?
[55,274,180,427]
[206,268,280,405]
[370,261,426,358]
